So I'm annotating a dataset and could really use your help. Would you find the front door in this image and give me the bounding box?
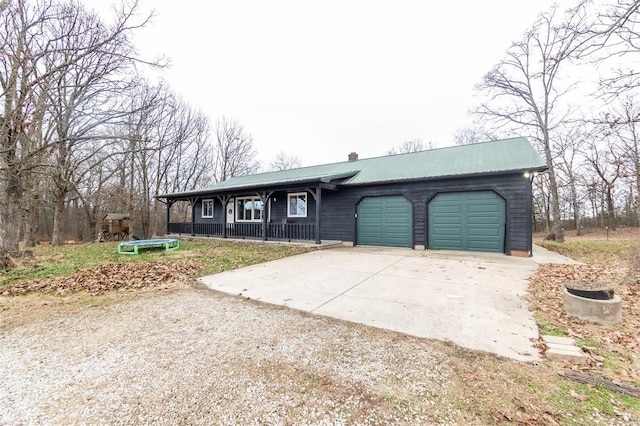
[226,199,235,224]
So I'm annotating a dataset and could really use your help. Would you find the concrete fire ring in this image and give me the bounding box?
[563,287,622,324]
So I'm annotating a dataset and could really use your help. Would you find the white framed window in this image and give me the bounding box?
[202,199,214,218]
[288,192,307,218]
[236,197,264,222]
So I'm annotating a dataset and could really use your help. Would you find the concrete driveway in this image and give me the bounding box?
[198,245,578,362]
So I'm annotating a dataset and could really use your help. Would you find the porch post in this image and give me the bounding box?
[315,186,321,244]
[262,200,268,241]
[257,191,273,241]
[216,195,230,238]
[165,200,172,235]
[189,197,197,236]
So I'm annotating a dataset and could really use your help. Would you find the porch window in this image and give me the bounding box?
[236,197,263,222]
[288,192,307,218]
[202,199,214,218]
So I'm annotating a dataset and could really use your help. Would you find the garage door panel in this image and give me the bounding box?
[432,238,463,250]
[386,213,410,223]
[437,227,463,236]
[433,206,461,214]
[468,240,501,250]
[428,191,505,253]
[468,206,500,214]
[357,196,412,248]
[432,216,461,225]
[360,206,382,213]
[468,228,501,237]
[467,222,500,230]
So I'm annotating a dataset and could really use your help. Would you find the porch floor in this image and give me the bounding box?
[164,234,344,250]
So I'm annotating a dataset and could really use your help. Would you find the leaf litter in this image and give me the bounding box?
[530,238,640,386]
[1,260,199,296]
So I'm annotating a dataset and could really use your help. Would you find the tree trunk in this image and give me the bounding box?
[0,204,21,253]
[606,185,617,229]
[52,197,65,247]
[0,247,14,270]
[570,178,582,236]
[22,188,40,247]
[544,138,564,242]
[23,206,38,247]
[0,174,22,253]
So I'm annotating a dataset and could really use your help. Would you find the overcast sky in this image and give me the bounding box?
[82,0,559,168]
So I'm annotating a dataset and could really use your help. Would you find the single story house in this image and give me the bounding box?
[156,137,547,255]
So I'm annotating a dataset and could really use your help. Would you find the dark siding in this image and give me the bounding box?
[268,190,316,224]
[319,173,532,252]
[194,192,317,225]
[194,198,224,223]
[186,173,534,253]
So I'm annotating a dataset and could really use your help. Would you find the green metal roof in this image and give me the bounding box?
[159,137,546,198]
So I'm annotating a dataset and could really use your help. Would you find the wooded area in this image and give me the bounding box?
[1,0,640,257]
[471,0,640,241]
[0,0,260,254]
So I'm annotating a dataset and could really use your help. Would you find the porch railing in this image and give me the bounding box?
[267,222,315,241]
[168,222,316,242]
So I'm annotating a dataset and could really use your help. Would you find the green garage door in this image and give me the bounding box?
[357,196,412,248]
[428,191,505,253]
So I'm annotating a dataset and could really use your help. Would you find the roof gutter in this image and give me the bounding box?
[340,166,549,187]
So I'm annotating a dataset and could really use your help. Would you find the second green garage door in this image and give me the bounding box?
[428,191,505,253]
[357,196,412,248]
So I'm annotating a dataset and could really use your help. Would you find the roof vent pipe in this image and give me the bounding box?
[348,152,358,161]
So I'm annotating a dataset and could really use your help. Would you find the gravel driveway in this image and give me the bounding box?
[1,285,460,425]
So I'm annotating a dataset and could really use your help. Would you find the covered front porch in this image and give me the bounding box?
[158,174,349,244]
[167,221,317,242]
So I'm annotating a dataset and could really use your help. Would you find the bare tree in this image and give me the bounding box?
[600,96,640,224]
[386,138,429,155]
[0,0,50,253]
[453,126,499,145]
[582,130,625,228]
[0,0,158,249]
[554,125,590,235]
[129,84,212,237]
[474,4,595,242]
[212,117,260,183]
[594,0,640,95]
[270,151,301,171]
[532,173,552,233]
[41,1,152,246]
[0,0,219,246]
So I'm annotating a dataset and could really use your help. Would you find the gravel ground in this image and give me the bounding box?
[0,285,460,425]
